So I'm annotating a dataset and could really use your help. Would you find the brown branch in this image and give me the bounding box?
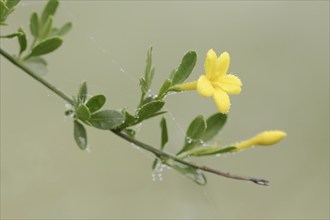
[112,130,269,186]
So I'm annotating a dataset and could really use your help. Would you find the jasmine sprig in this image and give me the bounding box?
[0,0,287,186]
[0,47,270,186]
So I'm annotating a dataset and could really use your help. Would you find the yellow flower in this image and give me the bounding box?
[173,49,242,113]
[235,130,287,150]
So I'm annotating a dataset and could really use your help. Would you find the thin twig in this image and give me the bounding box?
[0,48,73,105]
[1,47,269,186]
[112,130,269,186]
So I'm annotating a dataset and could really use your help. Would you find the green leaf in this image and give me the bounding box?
[29,12,39,38]
[171,51,197,85]
[23,57,47,75]
[152,159,159,170]
[17,27,27,55]
[77,81,87,104]
[5,0,20,9]
[144,111,167,121]
[86,95,106,113]
[40,0,59,27]
[0,0,8,23]
[56,22,72,36]
[120,110,136,128]
[26,37,62,58]
[140,47,155,102]
[140,96,156,106]
[169,69,176,80]
[178,115,206,154]
[186,115,206,141]
[76,104,91,122]
[167,160,207,185]
[50,27,59,36]
[185,145,237,157]
[160,117,168,150]
[201,113,227,142]
[74,120,87,150]
[158,79,172,99]
[39,16,53,40]
[0,0,20,23]
[0,32,22,38]
[90,110,124,130]
[137,100,165,122]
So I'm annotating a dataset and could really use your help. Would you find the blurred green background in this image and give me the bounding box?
[1,1,329,219]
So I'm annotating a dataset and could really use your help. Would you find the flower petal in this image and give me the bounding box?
[218,74,242,94]
[204,49,217,79]
[213,88,230,113]
[197,75,214,97]
[216,51,230,78]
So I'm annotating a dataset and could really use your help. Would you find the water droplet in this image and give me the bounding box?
[78,137,86,145]
[130,143,139,150]
[186,137,193,144]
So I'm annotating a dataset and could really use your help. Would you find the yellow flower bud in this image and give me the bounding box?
[172,81,197,91]
[236,130,286,150]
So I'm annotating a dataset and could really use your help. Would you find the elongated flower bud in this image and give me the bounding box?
[236,130,286,150]
[171,81,197,91]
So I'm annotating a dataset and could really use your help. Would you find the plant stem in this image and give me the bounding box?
[1,47,269,186]
[113,130,269,186]
[0,47,73,105]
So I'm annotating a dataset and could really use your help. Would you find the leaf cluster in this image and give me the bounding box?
[0,0,20,25]
[71,82,124,150]
[0,0,72,75]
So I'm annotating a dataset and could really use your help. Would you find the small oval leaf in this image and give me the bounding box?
[160,117,168,150]
[137,100,165,121]
[76,104,91,122]
[74,120,87,150]
[171,51,197,85]
[177,115,206,154]
[186,115,206,140]
[167,159,207,185]
[56,22,72,36]
[202,113,227,142]
[86,95,106,113]
[186,145,237,157]
[158,79,172,99]
[77,81,87,104]
[23,57,47,75]
[27,37,62,58]
[29,12,39,37]
[17,27,27,54]
[90,110,124,130]
[40,0,59,27]
[39,16,53,40]
[120,110,136,128]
